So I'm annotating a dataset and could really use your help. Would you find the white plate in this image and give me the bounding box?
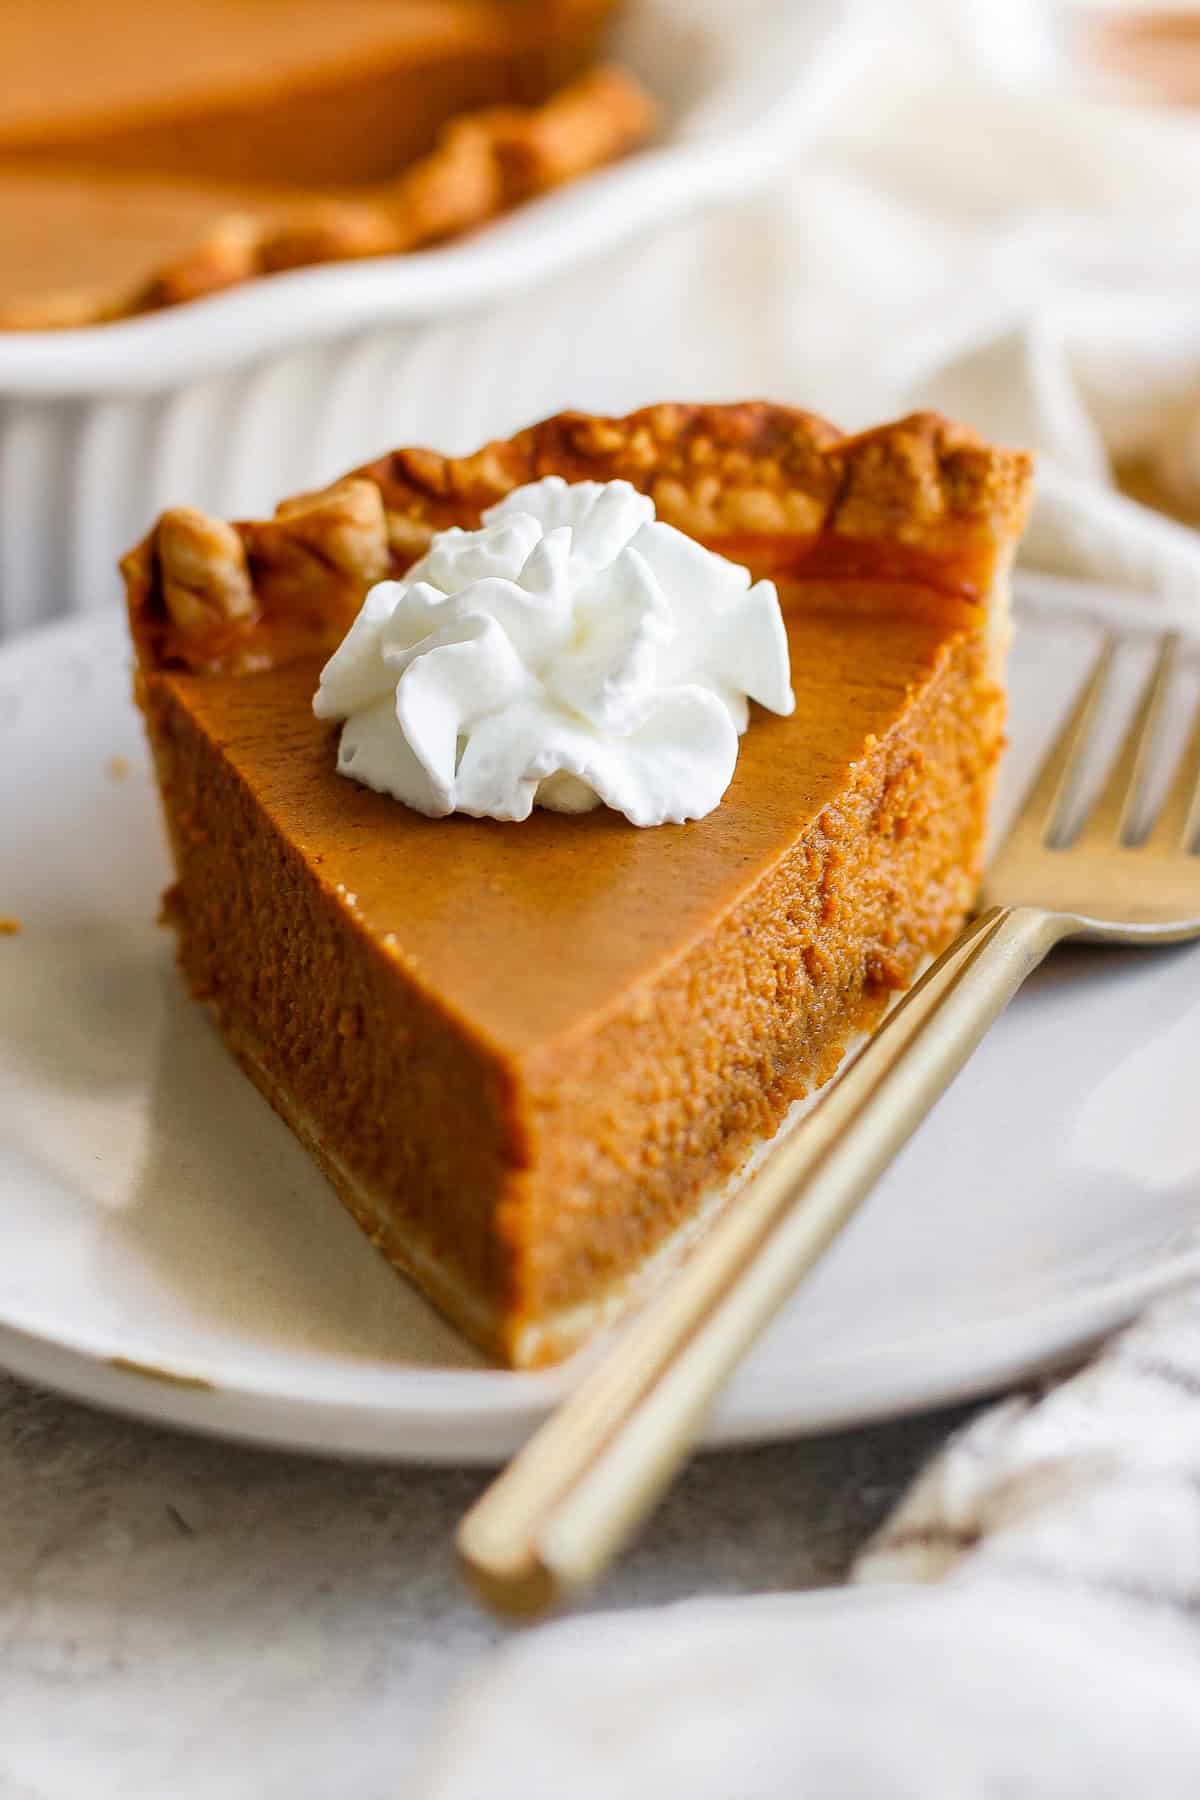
[1,585,1199,1462]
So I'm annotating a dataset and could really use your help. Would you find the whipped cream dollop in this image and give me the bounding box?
[312,477,794,827]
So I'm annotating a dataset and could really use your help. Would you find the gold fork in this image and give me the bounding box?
[458,631,1200,1620]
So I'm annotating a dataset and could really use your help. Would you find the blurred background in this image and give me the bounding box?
[6,0,1200,637]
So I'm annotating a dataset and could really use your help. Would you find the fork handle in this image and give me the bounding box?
[457,905,1064,1619]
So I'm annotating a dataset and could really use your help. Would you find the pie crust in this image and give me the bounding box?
[126,403,1031,675]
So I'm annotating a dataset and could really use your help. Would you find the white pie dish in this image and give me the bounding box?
[0,0,865,636]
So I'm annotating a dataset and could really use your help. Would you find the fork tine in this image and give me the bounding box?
[1011,634,1115,846]
[1147,685,1200,852]
[1078,635,1176,846]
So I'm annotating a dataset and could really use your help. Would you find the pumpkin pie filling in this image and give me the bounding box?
[122,403,1033,1365]
[3,0,622,186]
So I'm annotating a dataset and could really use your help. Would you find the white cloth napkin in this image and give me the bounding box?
[414,4,1200,1791]
[420,1296,1200,1798]
[418,4,1200,612]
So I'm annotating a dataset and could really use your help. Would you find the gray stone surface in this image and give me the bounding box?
[0,1373,968,1798]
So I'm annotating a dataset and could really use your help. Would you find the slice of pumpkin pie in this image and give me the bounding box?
[122,403,1033,1366]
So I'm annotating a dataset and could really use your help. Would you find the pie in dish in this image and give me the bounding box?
[0,0,645,330]
[122,404,1034,1366]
